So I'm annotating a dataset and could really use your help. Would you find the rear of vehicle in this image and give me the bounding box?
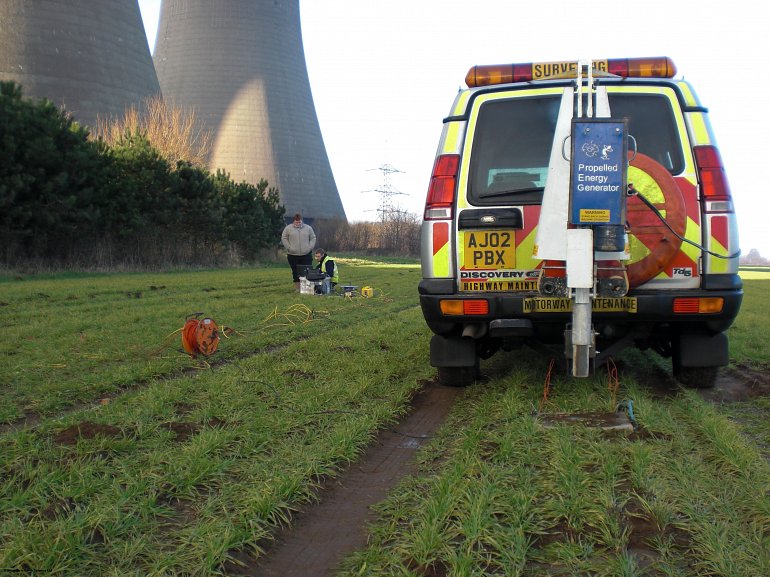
[419,57,742,387]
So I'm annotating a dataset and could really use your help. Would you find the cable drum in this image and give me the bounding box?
[182,317,220,358]
[625,153,687,288]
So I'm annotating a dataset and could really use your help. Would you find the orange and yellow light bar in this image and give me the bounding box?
[465,57,677,87]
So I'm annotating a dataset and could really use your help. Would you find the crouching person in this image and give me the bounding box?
[313,248,339,294]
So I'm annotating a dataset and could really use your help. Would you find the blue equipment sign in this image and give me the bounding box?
[569,119,628,225]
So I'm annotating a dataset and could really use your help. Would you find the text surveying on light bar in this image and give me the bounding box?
[465,57,677,87]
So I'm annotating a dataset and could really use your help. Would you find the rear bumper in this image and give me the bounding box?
[418,275,743,336]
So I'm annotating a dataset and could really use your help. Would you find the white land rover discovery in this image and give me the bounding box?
[418,57,742,387]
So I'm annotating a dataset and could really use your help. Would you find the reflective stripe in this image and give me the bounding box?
[442,122,463,154]
[680,216,702,265]
[627,235,652,264]
[433,222,449,255]
[677,81,712,145]
[434,242,450,277]
[708,216,730,273]
[688,113,712,145]
[515,227,538,267]
[430,222,451,277]
[676,81,699,108]
[451,90,471,116]
[710,215,728,247]
[708,240,730,273]
[439,92,468,158]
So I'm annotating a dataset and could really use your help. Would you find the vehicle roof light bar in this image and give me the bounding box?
[465,57,677,87]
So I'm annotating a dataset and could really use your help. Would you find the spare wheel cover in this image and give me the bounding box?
[626,153,687,288]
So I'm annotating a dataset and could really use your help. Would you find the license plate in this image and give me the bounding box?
[462,230,516,270]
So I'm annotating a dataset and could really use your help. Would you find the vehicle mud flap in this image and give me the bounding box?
[674,330,729,368]
[626,153,687,288]
[430,334,477,368]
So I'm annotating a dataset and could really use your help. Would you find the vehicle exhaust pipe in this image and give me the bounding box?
[462,323,487,339]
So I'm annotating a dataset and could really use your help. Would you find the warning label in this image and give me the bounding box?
[579,208,611,222]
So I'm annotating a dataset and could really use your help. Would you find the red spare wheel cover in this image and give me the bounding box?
[625,153,687,288]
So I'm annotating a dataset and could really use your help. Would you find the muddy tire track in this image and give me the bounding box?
[223,381,464,577]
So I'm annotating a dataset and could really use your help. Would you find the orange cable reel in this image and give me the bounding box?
[537,154,686,291]
[181,313,221,358]
[625,153,687,288]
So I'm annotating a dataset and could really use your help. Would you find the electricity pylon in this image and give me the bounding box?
[363,164,407,222]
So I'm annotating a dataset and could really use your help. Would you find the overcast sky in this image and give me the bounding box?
[139,0,769,257]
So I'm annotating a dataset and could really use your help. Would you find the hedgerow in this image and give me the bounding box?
[0,81,284,268]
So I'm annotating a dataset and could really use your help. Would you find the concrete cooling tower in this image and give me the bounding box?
[0,0,160,129]
[153,0,346,221]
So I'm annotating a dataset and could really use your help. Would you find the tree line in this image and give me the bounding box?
[0,81,285,269]
[313,213,421,258]
[0,81,422,270]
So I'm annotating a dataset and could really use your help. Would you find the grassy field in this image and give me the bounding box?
[0,261,768,575]
[730,270,770,365]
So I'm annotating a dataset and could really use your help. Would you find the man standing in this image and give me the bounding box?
[281,213,316,291]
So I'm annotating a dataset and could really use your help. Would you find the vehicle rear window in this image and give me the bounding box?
[607,94,683,173]
[468,91,684,205]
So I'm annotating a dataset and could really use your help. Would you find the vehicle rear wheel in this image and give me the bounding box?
[437,365,478,387]
[673,365,719,389]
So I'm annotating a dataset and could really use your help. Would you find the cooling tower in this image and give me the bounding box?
[153,0,346,221]
[0,0,160,129]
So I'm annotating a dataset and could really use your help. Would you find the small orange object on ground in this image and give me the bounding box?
[181,316,220,358]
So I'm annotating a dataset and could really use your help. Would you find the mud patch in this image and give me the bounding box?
[698,362,770,403]
[206,417,229,428]
[223,381,463,577]
[283,369,316,380]
[613,354,770,403]
[529,494,691,573]
[622,495,691,568]
[53,421,122,446]
[161,421,201,442]
[603,427,671,442]
[173,402,195,416]
[42,496,80,520]
[405,557,449,577]
[538,411,634,431]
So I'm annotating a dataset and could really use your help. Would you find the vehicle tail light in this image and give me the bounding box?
[424,154,460,220]
[673,297,724,314]
[440,299,489,315]
[694,145,734,212]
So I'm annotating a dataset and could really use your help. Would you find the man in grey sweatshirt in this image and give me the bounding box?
[281,213,317,291]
